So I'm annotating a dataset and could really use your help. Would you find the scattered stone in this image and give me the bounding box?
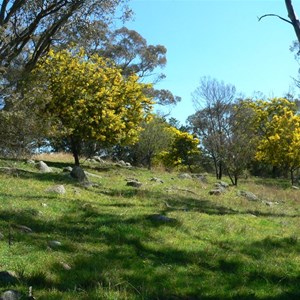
[263,201,279,207]
[0,290,22,300]
[292,185,299,190]
[214,183,225,191]
[85,171,102,179]
[35,161,52,173]
[87,158,97,163]
[80,181,99,188]
[209,189,223,196]
[41,203,48,207]
[92,156,105,163]
[149,214,177,223]
[0,271,18,285]
[116,160,127,167]
[178,173,192,179]
[126,180,142,188]
[45,185,66,194]
[70,166,88,182]
[13,224,33,233]
[48,240,62,248]
[115,160,131,167]
[150,177,164,183]
[218,181,229,188]
[60,262,72,270]
[26,159,35,165]
[125,177,139,182]
[192,174,208,183]
[63,166,73,172]
[238,190,259,201]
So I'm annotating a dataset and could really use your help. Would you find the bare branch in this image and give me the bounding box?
[258,14,293,25]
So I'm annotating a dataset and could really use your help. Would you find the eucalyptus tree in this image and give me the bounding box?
[0,0,130,73]
[189,77,236,180]
[56,24,180,105]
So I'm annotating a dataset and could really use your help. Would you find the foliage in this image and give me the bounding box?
[159,127,200,171]
[29,49,153,165]
[130,116,173,169]
[251,98,300,184]
[221,100,259,185]
[0,0,129,72]
[0,109,45,158]
[57,24,181,105]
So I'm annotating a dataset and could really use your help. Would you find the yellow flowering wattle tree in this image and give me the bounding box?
[159,127,200,171]
[32,49,153,165]
[252,98,300,184]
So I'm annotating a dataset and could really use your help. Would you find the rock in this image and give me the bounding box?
[26,159,35,165]
[87,158,97,163]
[292,185,299,190]
[80,181,99,188]
[70,166,88,182]
[0,290,22,300]
[218,181,229,188]
[63,166,73,172]
[192,174,208,183]
[0,271,18,285]
[92,156,105,163]
[60,262,72,270]
[115,160,131,167]
[45,185,66,194]
[85,171,102,179]
[263,201,279,206]
[238,190,259,201]
[126,180,142,188]
[13,224,33,233]
[48,240,62,248]
[149,214,177,223]
[116,160,127,167]
[209,189,223,195]
[178,173,192,179]
[150,177,164,183]
[36,161,52,173]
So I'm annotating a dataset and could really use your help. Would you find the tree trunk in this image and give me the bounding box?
[213,158,218,179]
[234,174,238,186]
[70,136,80,166]
[285,0,300,44]
[290,169,295,185]
[218,161,223,180]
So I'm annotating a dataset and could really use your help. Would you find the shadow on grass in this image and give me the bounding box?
[0,197,300,299]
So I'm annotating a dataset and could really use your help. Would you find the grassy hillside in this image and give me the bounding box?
[0,154,299,299]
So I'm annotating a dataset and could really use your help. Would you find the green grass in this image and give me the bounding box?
[0,156,300,299]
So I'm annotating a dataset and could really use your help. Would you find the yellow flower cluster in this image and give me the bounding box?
[33,48,154,145]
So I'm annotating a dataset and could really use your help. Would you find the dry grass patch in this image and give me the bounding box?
[32,152,75,163]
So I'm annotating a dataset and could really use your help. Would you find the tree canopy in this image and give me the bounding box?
[0,0,129,72]
[29,48,153,165]
[250,98,300,184]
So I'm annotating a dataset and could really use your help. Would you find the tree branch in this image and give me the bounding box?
[258,14,293,25]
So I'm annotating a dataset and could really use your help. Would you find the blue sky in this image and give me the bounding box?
[124,0,300,124]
